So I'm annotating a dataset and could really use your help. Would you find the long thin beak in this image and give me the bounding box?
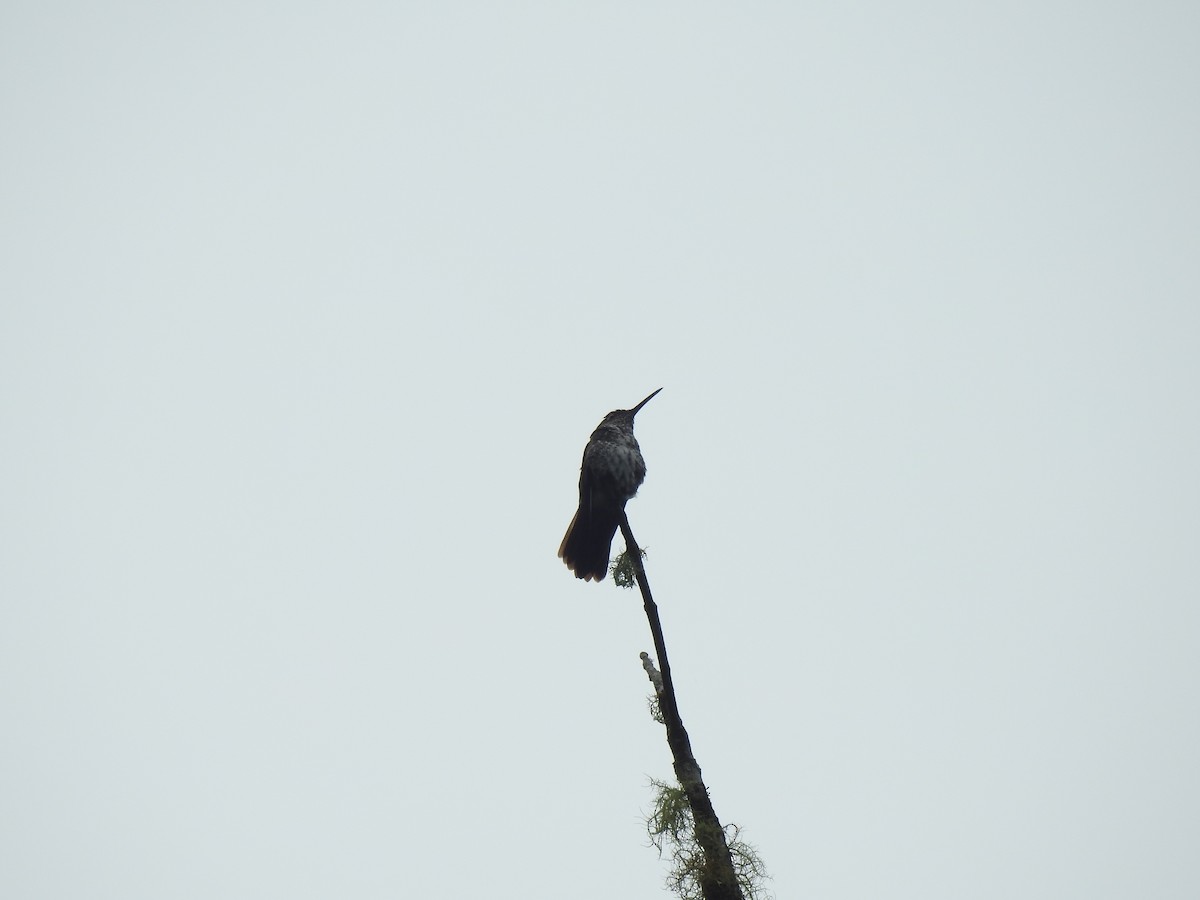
[630,387,663,416]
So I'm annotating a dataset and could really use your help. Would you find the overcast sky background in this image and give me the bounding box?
[2,3,1198,898]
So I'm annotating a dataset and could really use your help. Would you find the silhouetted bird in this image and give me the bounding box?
[558,388,661,581]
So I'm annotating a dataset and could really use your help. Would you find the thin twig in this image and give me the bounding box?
[619,512,744,900]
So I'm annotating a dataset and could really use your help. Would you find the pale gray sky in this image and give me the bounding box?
[2,3,1198,898]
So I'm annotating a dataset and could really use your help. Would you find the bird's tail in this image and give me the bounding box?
[558,506,620,582]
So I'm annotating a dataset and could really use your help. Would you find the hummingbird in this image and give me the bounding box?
[558,388,662,582]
